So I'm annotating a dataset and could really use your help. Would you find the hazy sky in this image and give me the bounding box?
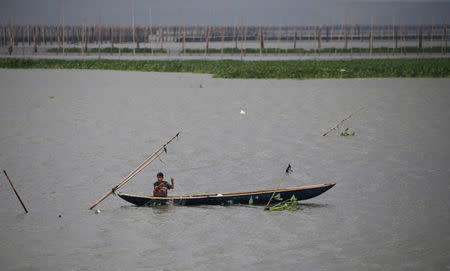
[0,0,449,25]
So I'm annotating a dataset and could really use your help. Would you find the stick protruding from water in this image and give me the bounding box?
[3,170,29,213]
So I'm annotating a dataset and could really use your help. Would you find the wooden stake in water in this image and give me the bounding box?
[3,170,28,213]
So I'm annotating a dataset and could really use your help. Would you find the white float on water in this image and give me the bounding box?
[95,209,101,214]
[240,109,246,115]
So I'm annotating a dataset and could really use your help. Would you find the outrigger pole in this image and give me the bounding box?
[88,131,181,210]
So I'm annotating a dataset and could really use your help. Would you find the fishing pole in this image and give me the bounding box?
[264,164,292,210]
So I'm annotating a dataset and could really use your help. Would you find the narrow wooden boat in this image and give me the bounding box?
[118,183,336,207]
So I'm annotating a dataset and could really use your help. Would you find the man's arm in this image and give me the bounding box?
[170,178,175,189]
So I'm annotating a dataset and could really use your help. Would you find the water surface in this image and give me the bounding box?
[0,69,449,270]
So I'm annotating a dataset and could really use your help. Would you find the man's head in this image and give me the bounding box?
[157,172,164,182]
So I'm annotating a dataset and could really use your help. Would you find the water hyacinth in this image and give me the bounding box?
[1,58,449,80]
[269,196,301,211]
[340,128,356,136]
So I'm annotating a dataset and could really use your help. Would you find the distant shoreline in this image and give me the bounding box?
[1,57,449,80]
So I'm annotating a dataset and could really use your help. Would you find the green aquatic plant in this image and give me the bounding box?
[340,128,356,136]
[273,193,283,201]
[269,196,300,211]
[1,58,449,80]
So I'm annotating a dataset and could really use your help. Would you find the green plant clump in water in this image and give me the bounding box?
[269,196,300,211]
[340,128,356,136]
[1,58,449,80]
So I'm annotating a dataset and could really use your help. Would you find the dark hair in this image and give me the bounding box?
[157,172,164,178]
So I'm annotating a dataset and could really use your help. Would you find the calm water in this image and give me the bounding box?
[0,69,449,270]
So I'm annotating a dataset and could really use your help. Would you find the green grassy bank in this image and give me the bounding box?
[1,58,449,79]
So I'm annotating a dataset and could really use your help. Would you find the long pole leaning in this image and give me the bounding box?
[264,164,292,211]
[3,170,28,213]
[322,107,364,136]
[88,131,181,210]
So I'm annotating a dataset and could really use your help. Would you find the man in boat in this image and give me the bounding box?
[153,172,174,197]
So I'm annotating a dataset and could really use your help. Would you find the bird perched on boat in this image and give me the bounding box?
[153,172,174,197]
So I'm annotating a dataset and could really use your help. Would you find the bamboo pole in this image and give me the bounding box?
[299,27,303,54]
[33,26,37,53]
[110,25,114,55]
[166,25,170,56]
[119,25,122,56]
[444,23,448,55]
[401,26,405,55]
[322,108,364,136]
[27,25,30,46]
[277,23,281,55]
[369,17,374,55]
[132,0,136,56]
[243,19,248,56]
[42,24,45,45]
[344,24,348,50]
[259,25,264,56]
[88,132,181,210]
[149,8,153,56]
[85,24,89,54]
[97,25,101,57]
[204,25,209,56]
[317,25,322,54]
[1,25,4,48]
[221,26,225,57]
[293,29,297,50]
[392,16,396,55]
[350,25,353,56]
[62,0,65,54]
[3,170,28,213]
[430,18,434,55]
[240,24,244,59]
[418,25,423,55]
[81,24,85,56]
[264,164,292,211]
[233,25,237,49]
[159,25,163,49]
[7,19,12,55]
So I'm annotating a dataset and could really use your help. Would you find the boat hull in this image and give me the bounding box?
[118,183,336,207]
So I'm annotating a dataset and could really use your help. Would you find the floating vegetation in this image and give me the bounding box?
[340,128,356,136]
[1,58,449,80]
[273,193,283,201]
[269,196,300,211]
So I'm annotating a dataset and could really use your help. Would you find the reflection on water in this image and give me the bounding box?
[0,69,449,271]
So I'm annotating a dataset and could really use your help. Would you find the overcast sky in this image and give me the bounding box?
[0,0,449,25]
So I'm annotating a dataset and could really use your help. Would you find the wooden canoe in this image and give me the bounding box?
[118,183,336,207]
